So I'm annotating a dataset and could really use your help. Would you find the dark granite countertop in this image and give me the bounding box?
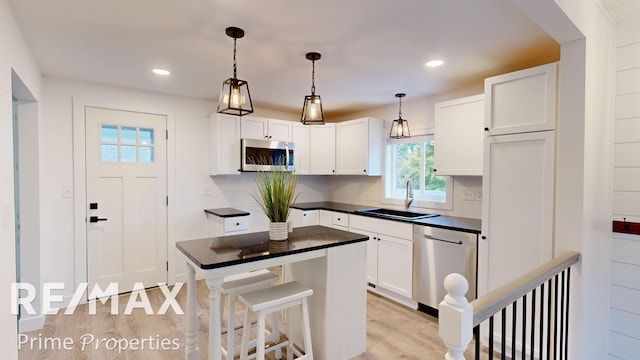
[176,225,368,270]
[291,201,374,213]
[413,216,481,234]
[204,208,250,218]
[292,201,481,234]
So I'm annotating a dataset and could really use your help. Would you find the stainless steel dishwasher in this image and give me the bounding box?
[413,225,477,315]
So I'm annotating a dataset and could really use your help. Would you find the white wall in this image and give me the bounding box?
[609,17,640,360]
[40,77,219,301]
[0,0,42,358]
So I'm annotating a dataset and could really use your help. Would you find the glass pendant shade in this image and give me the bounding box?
[301,52,325,125]
[389,118,411,138]
[217,26,254,116]
[302,94,324,124]
[389,93,411,139]
[217,78,253,116]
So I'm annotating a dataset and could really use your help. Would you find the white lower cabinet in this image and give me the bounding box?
[350,215,413,301]
[206,213,250,236]
[289,209,319,228]
[319,210,349,231]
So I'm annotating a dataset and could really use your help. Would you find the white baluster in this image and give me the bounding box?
[439,273,473,360]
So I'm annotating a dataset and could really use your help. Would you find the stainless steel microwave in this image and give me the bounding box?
[241,138,295,172]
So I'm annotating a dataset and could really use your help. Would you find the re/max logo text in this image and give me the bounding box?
[11,282,184,315]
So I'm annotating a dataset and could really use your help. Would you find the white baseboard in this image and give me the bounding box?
[18,315,45,333]
[367,286,418,309]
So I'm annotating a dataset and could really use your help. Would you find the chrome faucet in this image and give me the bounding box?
[405,179,414,209]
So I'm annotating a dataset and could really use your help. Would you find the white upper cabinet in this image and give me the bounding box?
[335,117,383,175]
[241,116,292,142]
[309,123,336,175]
[209,114,241,175]
[292,123,336,175]
[433,94,485,176]
[291,123,310,174]
[484,62,557,135]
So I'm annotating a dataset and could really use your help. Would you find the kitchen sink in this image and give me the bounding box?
[355,208,439,220]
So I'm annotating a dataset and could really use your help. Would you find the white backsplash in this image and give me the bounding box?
[327,175,482,219]
[208,173,482,226]
[206,174,331,232]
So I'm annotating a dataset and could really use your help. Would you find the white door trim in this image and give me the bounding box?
[72,97,177,306]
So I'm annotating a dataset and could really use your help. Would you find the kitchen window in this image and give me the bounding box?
[383,135,453,210]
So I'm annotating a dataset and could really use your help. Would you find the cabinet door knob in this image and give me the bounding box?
[363,169,367,173]
[484,127,489,131]
[236,222,240,226]
[481,235,487,240]
[433,168,437,172]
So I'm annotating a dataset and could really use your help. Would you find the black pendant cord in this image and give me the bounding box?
[398,96,403,119]
[233,37,238,80]
[311,59,316,95]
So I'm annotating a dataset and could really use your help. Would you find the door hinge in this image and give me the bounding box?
[166,129,168,140]
[166,196,169,206]
[166,261,169,271]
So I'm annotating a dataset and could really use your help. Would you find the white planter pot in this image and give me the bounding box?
[269,222,288,241]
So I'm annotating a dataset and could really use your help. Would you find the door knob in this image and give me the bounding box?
[89,216,108,223]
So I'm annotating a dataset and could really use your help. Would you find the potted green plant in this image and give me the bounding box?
[253,164,299,241]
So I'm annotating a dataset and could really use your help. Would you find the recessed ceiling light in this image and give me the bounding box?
[152,68,170,76]
[425,60,444,68]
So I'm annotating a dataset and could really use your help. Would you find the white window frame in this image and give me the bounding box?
[381,135,453,211]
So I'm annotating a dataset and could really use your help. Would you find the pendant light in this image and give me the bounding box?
[301,52,325,125]
[389,93,411,139]
[217,26,254,116]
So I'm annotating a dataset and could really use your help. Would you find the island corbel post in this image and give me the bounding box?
[439,273,473,360]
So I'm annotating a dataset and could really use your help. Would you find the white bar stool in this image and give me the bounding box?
[221,269,279,360]
[239,281,314,360]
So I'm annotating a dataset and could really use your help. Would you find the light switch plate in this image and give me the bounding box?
[475,189,483,201]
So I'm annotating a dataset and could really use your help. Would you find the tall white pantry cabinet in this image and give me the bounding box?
[479,62,557,296]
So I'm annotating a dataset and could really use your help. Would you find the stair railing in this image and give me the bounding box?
[439,251,580,360]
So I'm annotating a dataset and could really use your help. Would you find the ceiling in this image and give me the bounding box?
[7,0,561,117]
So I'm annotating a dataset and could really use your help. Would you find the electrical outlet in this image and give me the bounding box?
[463,190,475,201]
[475,189,483,201]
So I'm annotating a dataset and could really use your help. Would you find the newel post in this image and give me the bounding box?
[438,273,473,360]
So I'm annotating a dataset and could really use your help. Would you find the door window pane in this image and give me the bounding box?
[139,146,154,163]
[139,128,154,145]
[121,145,137,162]
[101,125,118,143]
[101,144,118,162]
[101,125,156,163]
[121,127,137,144]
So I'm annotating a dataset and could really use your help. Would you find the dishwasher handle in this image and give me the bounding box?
[423,234,463,245]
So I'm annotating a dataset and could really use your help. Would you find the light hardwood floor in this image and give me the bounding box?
[18,279,476,360]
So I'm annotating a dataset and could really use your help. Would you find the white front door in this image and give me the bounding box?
[85,107,167,295]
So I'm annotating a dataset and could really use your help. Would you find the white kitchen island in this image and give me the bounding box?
[176,225,368,360]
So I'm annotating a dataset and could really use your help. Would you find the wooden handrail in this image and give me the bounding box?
[439,251,581,360]
[471,251,580,326]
